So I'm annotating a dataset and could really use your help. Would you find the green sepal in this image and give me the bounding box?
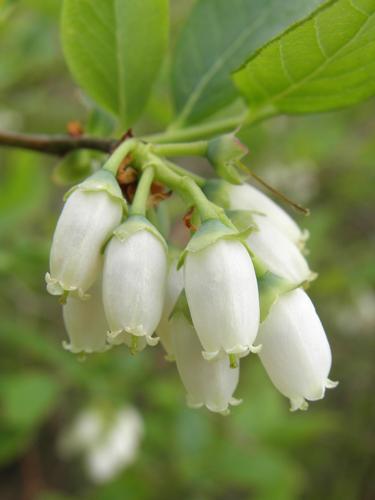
[258,271,301,322]
[63,169,127,213]
[226,209,258,234]
[169,290,193,326]
[113,215,168,251]
[206,134,248,185]
[177,219,251,269]
[203,179,231,209]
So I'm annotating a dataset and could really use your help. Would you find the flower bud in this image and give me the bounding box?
[46,170,125,298]
[248,214,313,283]
[156,258,184,359]
[204,180,306,246]
[256,288,337,411]
[171,312,241,414]
[103,216,168,349]
[63,280,109,354]
[207,134,248,184]
[183,220,260,361]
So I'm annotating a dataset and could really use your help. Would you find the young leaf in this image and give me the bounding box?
[233,0,375,115]
[61,0,169,127]
[171,0,325,126]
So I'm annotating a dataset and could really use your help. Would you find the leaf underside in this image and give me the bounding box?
[171,0,325,125]
[61,0,169,127]
[233,0,375,115]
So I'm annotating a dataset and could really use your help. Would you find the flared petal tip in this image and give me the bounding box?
[186,395,242,415]
[290,398,309,412]
[202,343,260,361]
[45,273,89,300]
[106,329,159,351]
[62,340,111,355]
[326,378,339,389]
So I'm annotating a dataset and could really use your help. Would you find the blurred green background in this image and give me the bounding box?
[0,2,375,499]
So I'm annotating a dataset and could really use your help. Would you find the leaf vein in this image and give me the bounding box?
[349,0,371,17]
[267,11,375,107]
[278,40,296,83]
[313,17,328,59]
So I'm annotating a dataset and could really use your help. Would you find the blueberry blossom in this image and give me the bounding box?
[62,280,109,354]
[171,303,241,414]
[46,170,126,299]
[256,288,338,411]
[103,216,168,351]
[204,179,307,246]
[182,219,260,362]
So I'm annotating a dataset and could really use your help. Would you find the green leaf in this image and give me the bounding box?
[0,373,59,429]
[171,0,325,125]
[61,0,169,126]
[233,0,375,115]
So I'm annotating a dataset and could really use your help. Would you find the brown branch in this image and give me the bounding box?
[0,130,117,156]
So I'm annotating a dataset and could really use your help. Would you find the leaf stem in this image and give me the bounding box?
[152,140,208,157]
[144,114,246,144]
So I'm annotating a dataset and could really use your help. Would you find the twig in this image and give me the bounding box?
[0,130,117,156]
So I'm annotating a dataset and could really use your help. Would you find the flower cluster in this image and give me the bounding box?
[46,137,337,415]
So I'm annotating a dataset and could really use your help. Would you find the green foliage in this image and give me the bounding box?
[0,373,59,429]
[171,0,325,125]
[61,0,169,127]
[1,2,375,499]
[233,0,375,115]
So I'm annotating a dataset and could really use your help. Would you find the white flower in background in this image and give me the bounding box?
[184,220,260,361]
[58,406,143,484]
[46,170,125,298]
[172,312,241,414]
[156,258,184,359]
[248,214,313,283]
[103,216,168,350]
[256,288,338,411]
[62,280,109,354]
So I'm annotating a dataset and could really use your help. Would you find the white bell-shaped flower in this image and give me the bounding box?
[62,280,109,354]
[103,216,168,349]
[227,183,306,245]
[171,312,241,414]
[46,170,125,298]
[156,258,184,359]
[184,220,260,361]
[256,288,337,411]
[248,214,313,283]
